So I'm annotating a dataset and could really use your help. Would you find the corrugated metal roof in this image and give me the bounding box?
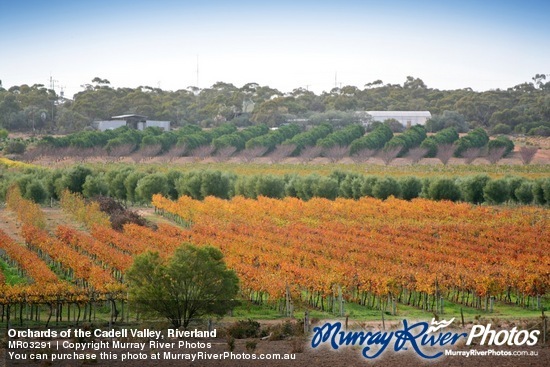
[366,111,431,117]
[111,114,148,120]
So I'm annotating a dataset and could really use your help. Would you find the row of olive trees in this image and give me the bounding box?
[12,118,529,165]
[3,166,549,206]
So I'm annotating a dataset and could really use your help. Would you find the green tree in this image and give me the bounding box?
[126,244,239,329]
[458,174,490,204]
[427,178,461,202]
[514,181,534,204]
[25,181,48,204]
[135,173,169,203]
[372,177,401,200]
[483,178,509,204]
[399,176,422,200]
[425,111,468,133]
[82,173,109,198]
[59,165,93,194]
[313,176,339,200]
[124,171,147,203]
[255,175,286,199]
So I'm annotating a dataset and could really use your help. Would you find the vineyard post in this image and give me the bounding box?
[381,310,385,331]
[542,309,547,345]
[434,278,440,311]
[304,310,309,334]
[490,296,494,313]
[345,314,349,331]
[109,298,113,329]
[338,285,343,317]
[7,304,11,330]
[460,307,464,328]
[285,286,292,317]
[440,296,444,314]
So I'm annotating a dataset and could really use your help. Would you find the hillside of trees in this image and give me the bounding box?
[0,75,549,136]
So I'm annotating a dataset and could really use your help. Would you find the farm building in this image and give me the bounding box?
[363,111,432,128]
[94,114,170,131]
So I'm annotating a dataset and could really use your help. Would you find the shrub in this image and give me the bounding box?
[226,319,261,339]
[427,178,461,202]
[290,337,306,353]
[110,210,148,231]
[60,165,93,194]
[505,176,524,202]
[514,182,534,204]
[25,181,48,204]
[92,196,149,231]
[491,123,511,135]
[245,340,258,352]
[360,176,379,197]
[338,173,364,199]
[294,174,319,201]
[135,173,169,203]
[226,336,235,352]
[532,179,548,205]
[372,177,401,200]
[399,177,422,200]
[458,175,490,204]
[313,176,339,200]
[83,174,109,198]
[483,179,510,204]
[542,178,550,204]
[528,126,550,136]
[0,129,8,139]
[255,175,286,199]
[5,141,26,154]
[268,320,303,341]
[176,170,235,200]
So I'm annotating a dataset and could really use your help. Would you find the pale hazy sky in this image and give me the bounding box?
[1,0,549,98]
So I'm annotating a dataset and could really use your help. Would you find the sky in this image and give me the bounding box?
[1,0,549,98]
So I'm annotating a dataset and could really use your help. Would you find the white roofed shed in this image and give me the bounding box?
[365,111,432,128]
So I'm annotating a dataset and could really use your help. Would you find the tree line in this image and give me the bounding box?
[0,75,549,135]
[10,119,524,166]
[2,165,549,207]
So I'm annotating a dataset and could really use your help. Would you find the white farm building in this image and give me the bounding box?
[364,111,432,128]
[94,114,170,132]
